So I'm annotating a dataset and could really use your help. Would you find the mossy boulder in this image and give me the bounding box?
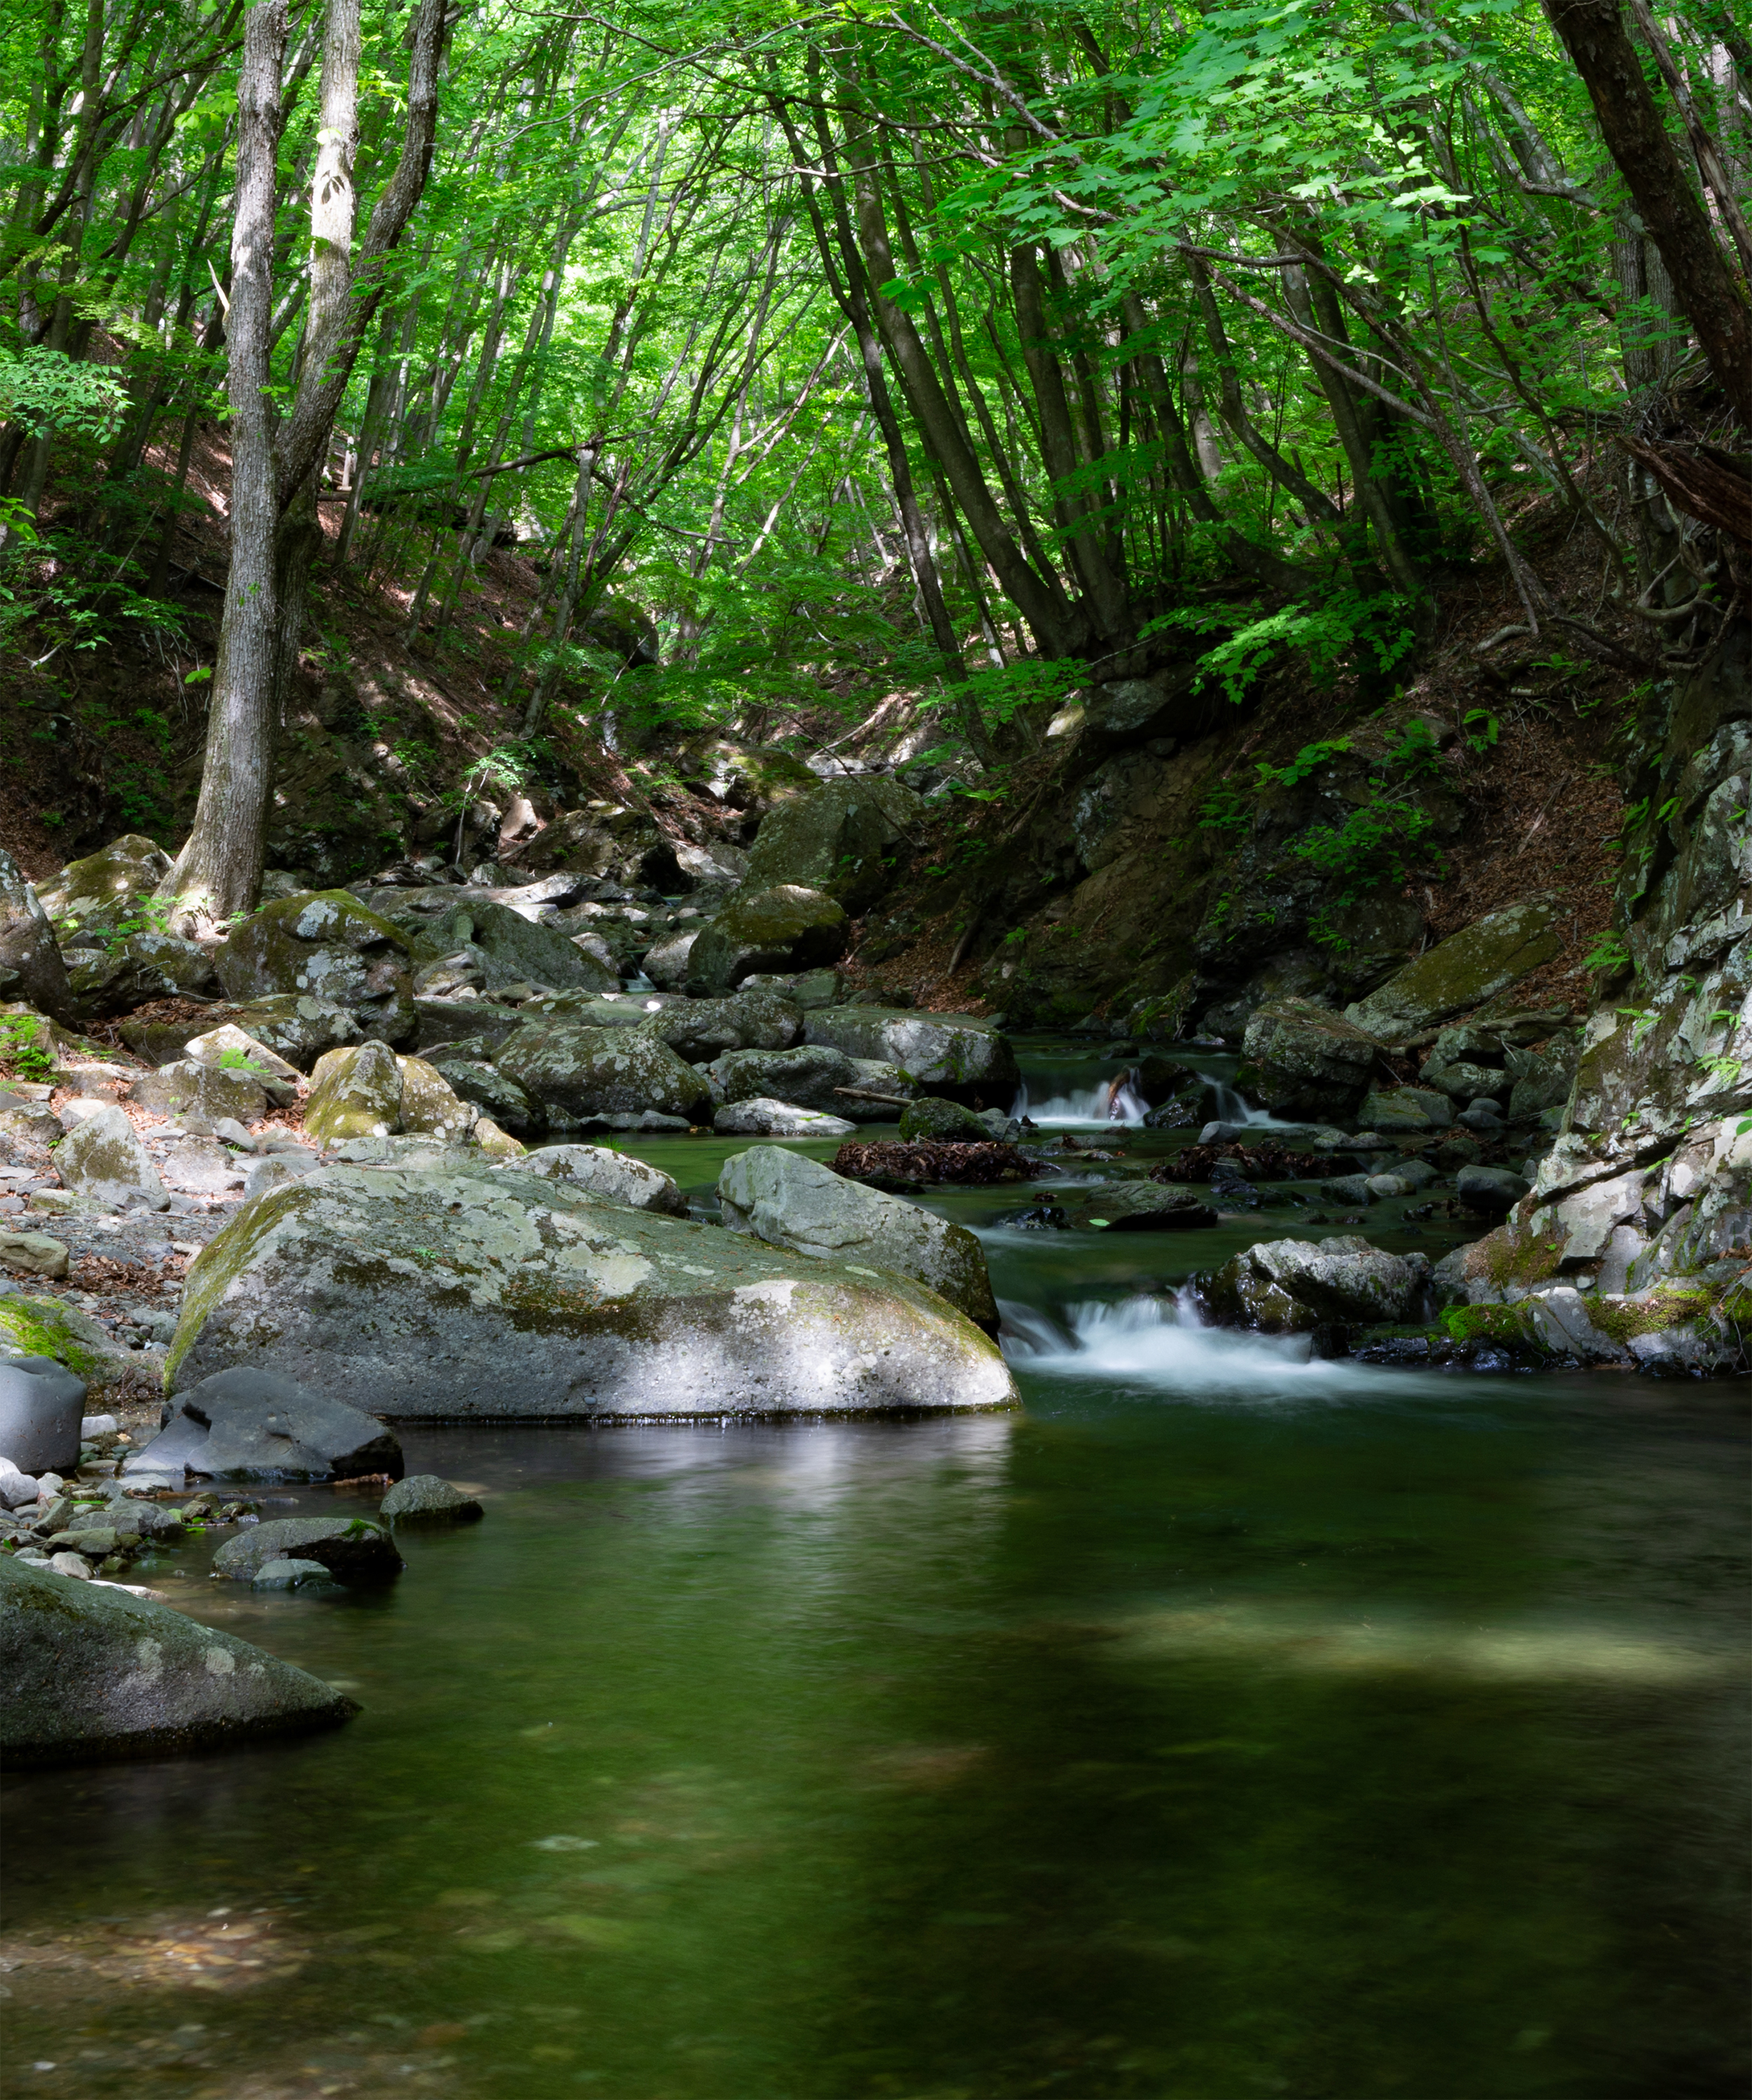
[687,886,848,994]
[1343,895,1564,1042]
[54,1104,170,1210]
[496,1021,713,1125]
[801,1008,1018,1105]
[643,988,803,1064]
[213,1514,403,1581]
[1238,999,1382,1119]
[64,932,216,1016]
[0,1294,134,1382]
[1357,1084,1452,1132]
[1199,1236,1432,1331]
[405,898,617,993]
[305,1040,403,1143]
[738,775,922,911]
[36,835,173,937]
[899,1096,989,1142]
[216,892,414,1044]
[165,1161,1018,1418]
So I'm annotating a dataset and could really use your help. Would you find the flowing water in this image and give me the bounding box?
[4,1040,1748,2099]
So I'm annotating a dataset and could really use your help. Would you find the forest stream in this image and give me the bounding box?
[4,1040,1746,2100]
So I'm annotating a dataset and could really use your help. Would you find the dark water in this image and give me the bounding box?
[4,1044,1749,2099]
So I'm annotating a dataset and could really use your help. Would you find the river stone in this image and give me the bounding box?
[0,1229,70,1279]
[408,898,616,994]
[642,928,698,991]
[687,886,850,994]
[712,1042,859,1114]
[713,1099,856,1137]
[216,891,414,1044]
[522,993,654,1031]
[643,989,802,1065]
[146,1365,404,1483]
[717,1145,998,1329]
[1238,999,1382,1119]
[212,1514,404,1581]
[166,1161,1016,1418]
[413,997,528,1056]
[242,1151,321,1200]
[0,1294,135,1385]
[1357,1085,1452,1132]
[64,932,216,1016]
[396,1055,475,1142]
[35,834,173,934]
[431,1058,545,1136]
[132,1058,269,1124]
[898,1096,989,1142]
[0,853,74,1024]
[379,1474,483,1524]
[1456,1165,1530,1214]
[0,1356,86,1472]
[183,1022,302,1101]
[1344,895,1565,1041]
[251,1557,339,1589]
[0,1556,356,1763]
[496,1022,713,1124]
[513,1142,687,1215]
[159,1137,248,1197]
[801,1009,1019,1104]
[738,776,923,911]
[305,1040,403,1143]
[54,1103,170,1210]
[193,993,363,1074]
[1201,1236,1432,1331]
[1082,1186,1219,1231]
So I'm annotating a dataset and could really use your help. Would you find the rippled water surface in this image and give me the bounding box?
[4,1042,1748,2099]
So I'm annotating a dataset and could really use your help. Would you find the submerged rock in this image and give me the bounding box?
[0,1556,356,1764]
[379,1474,484,1524]
[166,1161,1016,1418]
[717,1144,999,1329]
[1079,1186,1219,1231]
[213,1515,404,1582]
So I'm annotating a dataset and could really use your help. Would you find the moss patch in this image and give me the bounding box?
[1481,1222,1565,1292]
[0,1295,109,1376]
[1439,1302,1542,1348]
[1588,1287,1719,1344]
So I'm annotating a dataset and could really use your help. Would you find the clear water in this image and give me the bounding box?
[4,1042,1747,2099]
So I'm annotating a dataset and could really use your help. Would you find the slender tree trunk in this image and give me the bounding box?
[164,0,286,923]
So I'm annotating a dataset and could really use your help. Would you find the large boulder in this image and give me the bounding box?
[430,1058,544,1137]
[230,993,365,1071]
[130,1365,403,1483]
[0,847,77,1023]
[713,1099,856,1137]
[216,891,414,1043]
[738,776,923,911]
[514,1142,688,1215]
[642,928,699,991]
[53,1104,169,1210]
[0,1294,138,1385]
[1199,1236,1432,1332]
[132,1057,269,1124]
[406,897,617,993]
[380,1474,482,1524]
[1239,999,1382,1119]
[304,1040,404,1142]
[0,1558,356,1765]
[35,834,173,933]
[712,1042,861,1114]
[0,1357,86,1472]
[496,1022,713,1126]
[183,1022,302,1102]
[643,989,802,1065]
[717,1145,998,1329]
[1344,895,1565,1042]
[212,1514,403,1581]
[687,886,848,994]
[899,1096,989,1142]
[166,1161,1017,1418]
[803,1007,1018,1106]
[64,932,216,1016]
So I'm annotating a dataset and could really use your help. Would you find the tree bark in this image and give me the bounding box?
[164,0,286,923]
[1546,0,1752,426]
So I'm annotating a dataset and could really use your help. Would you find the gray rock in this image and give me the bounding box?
[167,1160,1016,1418]
[497,1022,713,1124]
[1201,1236,1431,1330]
[304,1039,403,1142]
[643,988,802,1065]
[216,890,414,1044]
[212,1515,404,1582]
[0,1357,85,1473]
[1457,1100,1506,1131]
[513,1142,688,1215]
[1344,895,1565,1040]
[0,1555,356,1763]
[120,1412,209,1480]
[53,1105,170,1210]
[142,1366,404,1483]
[407,897,617,994]
[1456,1166,1530,1214]
[712,1042,861,1114]
[1081,1186,1219,1231]
[412,997,528,1056]
[379,1474,483,1524]
[801,1008,1018,1104]
[1322,1175,1375,1206]
[182,1022,301,1105]
[713,1098,856,1137]
[160,1138,249,1197]
[737,776,923,911]
[242,1151,322,1200]
[687,886,849,994]
[0,847,78,1021]
[251,1558,339,1590]
[898,1096,989,1142]
[132,1057,270,1124]
[0,1227,69,1279]
[1418,1056,1507,1103]
[223,993,364,1072]
[1357,1085,1452,1131]
[718,1145,998,1329]
[64,932,216,1016]
[1239,1000,1382,1119]
[34,834,172,937]
[0,1457,42,1506]
[641,928,699,991]
[430,1058,545,1136]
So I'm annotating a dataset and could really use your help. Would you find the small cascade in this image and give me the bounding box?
[1010,1074,1149,1127]
[1000,1292,1378,1395]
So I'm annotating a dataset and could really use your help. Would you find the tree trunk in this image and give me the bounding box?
[163,0,286,923]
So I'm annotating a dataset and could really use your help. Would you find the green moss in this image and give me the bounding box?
[1439,1303,1541,1348]
[0,1296,106,1376]
[1588,1287,1719,1344]
[1482,1223,1564,1291]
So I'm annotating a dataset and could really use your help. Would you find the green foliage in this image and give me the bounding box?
[0,1016,55,1083]
[1583,932,1632,976]
[0,349,128,443]
[1146,592,1420,707]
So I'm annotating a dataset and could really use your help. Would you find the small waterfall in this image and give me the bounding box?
[1010,1074,1149,1127]
[1000,1292,1382,1395]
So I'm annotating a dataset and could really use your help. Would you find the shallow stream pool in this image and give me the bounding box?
[3,1042,1747,2098]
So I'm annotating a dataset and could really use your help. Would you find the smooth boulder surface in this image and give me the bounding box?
[0,1356,86,1472]
[380,1474,484,1524]
[715,1098,855,1137]
[711,1042,862,1114]
[514,1142,688,1215]
[801,1009,1018,1103]
[54,1104,170,1210]
[1200,1236,1432,1332]
[132,1056,269,1124]
[1079,1186,1219,1231]
[216,891,415,1043]
[0,1556,356,1765]
[184,1021,302,1100]
[0,1228,71,1279]
[687,886,849,994]
[497,1022,713,1125]
[213,1515,405,1581]
[737,775,923,911]
[1344,895,1564,1041]
[1239,1000,1382,1119]
[167,1161,1017,1418]
[132,1366,405,1483]
[1357,1085,1452,1132]
[1457,1165,1532,1214]
[717,1145,999,1329]
[642,928,699,991]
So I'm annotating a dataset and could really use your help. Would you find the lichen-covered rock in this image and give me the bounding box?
[412,996,528,1058]
[713,1098,855,1137]
[396,1055,475,1142]
[717,1145,997,1329]
[642,928,698,991]
[54,1104,169,1210]
[687,886,848,994]
[36,835,173,936]
[1239,999,1382,1119]
[801,1008,1018,1105]
[63,931,216,1016]
[513,1142,687,1215]
[0,847,76,1023]
[183,1023,302,1102]
[131,1057,269,1124]
[305,1040,403,1143]
[899,1096,989,1142]
[431,1058,544,1136]
[1200,1235,1432,1331]
[1357,1084,1452,1131]
[643,988,802,1065]
[0,1557,356,1765]
[1344,895,1565,1041]
[212,1515,404,1581]
[216,892,414,1043]
[738,776,923,911]
[405,897,617,994]
[379,1474,482,1524]
[167,1161,1017,1418]
[496,1021,713,1126]
[711,1042,860,1114]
